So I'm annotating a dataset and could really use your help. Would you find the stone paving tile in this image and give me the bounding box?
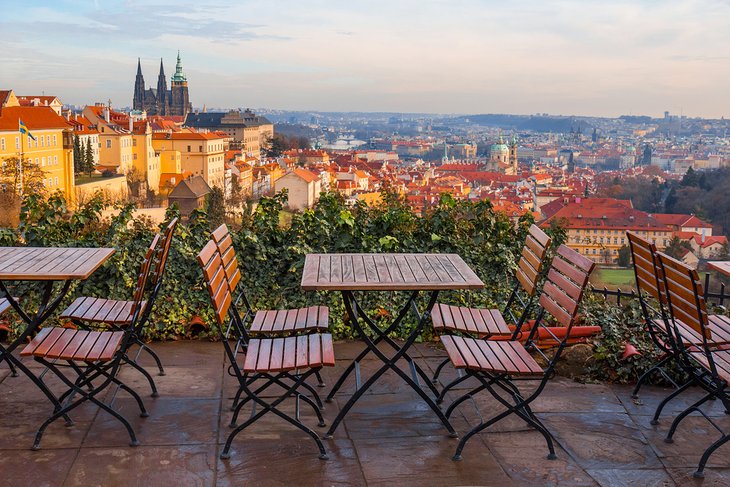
[216,439,364,487]
[487,431,597,486]
[585,468,676,487]
[614,383,730,418]
[666,466,730,486]
[541,412,664,470]
[0,448,78,487]
[64,444,216,486]
[117,363,224,399]
[352,434,514,487]
[82,397,220,448]
[10,339,730,485]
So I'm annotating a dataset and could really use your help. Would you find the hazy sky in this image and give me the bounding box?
[2,0,729,118]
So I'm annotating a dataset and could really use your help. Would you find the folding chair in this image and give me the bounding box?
[21,234,161,450]
[656,252,730,478]
[197,239,335,460]
[440,244,594,461]
[208,224,329,409]
[431,224,552,394]
[59,218,179,396]
[626,232,680,400]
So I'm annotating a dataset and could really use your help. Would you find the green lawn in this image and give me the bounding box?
[595,268,635,287]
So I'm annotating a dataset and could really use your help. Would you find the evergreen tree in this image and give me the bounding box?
[205,186,226,230]
[84,139,94,176]
[73,134,82,174]
[681,167,698,187]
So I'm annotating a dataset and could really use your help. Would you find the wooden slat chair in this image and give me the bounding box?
[59,218,179,395]
[209,224,329,406]
[20,234,161,450]
[627,232,679,400]
[197,239,335,460]
[656,252,730,478]
[430,224,552,389]
[440,245,595,461]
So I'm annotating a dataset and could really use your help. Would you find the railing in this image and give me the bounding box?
[591,273,729,308]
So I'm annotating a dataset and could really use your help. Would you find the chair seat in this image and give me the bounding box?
[440,335,543,376]
[20,327,125,362]
[249,306,329,334]
[243,334,335,373]
[674,315,730,347]
[60,297,146,325]
[431,303,511,337]
[689,348,730,383]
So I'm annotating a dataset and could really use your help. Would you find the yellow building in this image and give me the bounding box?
[0,89,75,202]
[83,104,135,175]
[540,198,671,264]
[152,131,226,189]
[130,121,160,193]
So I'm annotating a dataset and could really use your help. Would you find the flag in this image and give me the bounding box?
[19,119,36,141]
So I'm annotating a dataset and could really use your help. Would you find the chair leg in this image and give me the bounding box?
[432,357,450,384]
[694,432,730,478]
[314,370,325,388]
[444,382,489,418]
[664,392,714,443]
[123,356,159,397]
[651,378,695,425]
[632,354,672,399]
[138,341,165,376]
[437,373,471,405]
[453,406,515,461]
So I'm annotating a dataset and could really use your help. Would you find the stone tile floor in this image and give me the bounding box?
[1,340,730,486]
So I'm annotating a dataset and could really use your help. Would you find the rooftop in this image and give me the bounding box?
[2,340,729,485]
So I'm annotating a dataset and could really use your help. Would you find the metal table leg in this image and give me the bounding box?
[325,290,456,438]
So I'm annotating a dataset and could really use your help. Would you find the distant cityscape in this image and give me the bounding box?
[1,54,729,269]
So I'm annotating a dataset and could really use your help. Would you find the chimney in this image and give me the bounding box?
[103,107,110,123]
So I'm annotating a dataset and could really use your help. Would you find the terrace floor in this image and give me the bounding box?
[2,340,730,486]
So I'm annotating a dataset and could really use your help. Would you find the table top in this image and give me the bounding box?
[708,261,730,277]
[0,247,116,280]
[301,253,485,291]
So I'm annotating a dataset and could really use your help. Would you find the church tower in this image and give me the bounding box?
[170,51,192,117]
[509,134,518,173]
[133,58,146,111]
[156,58,168,116]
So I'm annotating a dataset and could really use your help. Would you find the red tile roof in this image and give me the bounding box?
[652,213,713,229]
[0,106,70,131]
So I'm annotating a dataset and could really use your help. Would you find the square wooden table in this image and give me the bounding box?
[0,247,115,418]
[302,253,484,438]
[708,261,730,278]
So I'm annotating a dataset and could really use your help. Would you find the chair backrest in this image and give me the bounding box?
[538,245,595,331]
[655,251,709,339]
[627,232,665,304]
[516,224,552,297]
[150,217,179,287]
[211,224,242,294]
[197,239,233,327]
[131,233,161,322]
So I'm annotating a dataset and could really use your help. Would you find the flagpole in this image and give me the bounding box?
[18,120,24,197]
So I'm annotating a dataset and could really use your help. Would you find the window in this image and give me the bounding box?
[53,135,57,146]
[41,157,46,166]
[187,145,191,152]
[54,156,58,165]
[199,145,203,152]
[35,158,39,165]
[592,249,596,254]
[106,140,112,149]
[133,154,137,160]
[0,138,4,150]
[15,137,19,149]
[133,139,137,147]
[55,177,59,186]
[40,136,44,147]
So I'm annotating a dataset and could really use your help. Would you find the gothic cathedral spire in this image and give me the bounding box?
[157,58,168,116]
[133,57,145,111]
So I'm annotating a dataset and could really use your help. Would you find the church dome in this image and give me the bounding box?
[490,143,509,153]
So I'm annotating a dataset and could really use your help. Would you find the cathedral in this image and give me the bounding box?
[133,52,192,117]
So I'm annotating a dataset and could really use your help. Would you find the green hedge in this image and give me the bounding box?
[0,190,683,384]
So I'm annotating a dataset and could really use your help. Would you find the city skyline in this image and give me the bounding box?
[2,0,729,118]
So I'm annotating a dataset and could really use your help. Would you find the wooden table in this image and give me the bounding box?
[708,261,730,278]
[302,253,484,438]
[0,247,115,418]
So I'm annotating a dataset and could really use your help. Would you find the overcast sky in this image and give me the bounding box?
[1,0,729,118]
